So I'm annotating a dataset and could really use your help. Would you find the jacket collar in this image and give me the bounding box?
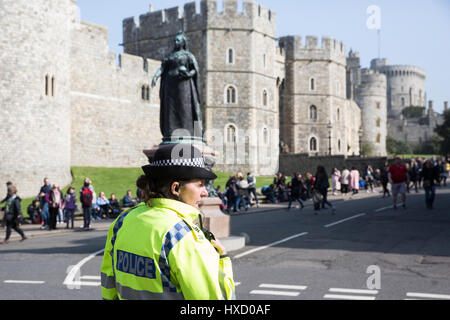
[149,198,200,223]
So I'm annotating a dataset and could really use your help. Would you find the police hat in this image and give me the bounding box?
[142,144,217,181]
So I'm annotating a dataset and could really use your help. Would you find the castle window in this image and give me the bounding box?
[45,75,49,96]
[309,78,315,91]
[51,76,55,96]
[268,10,272,21]
[141,85,150,101]
[227,48,234,64]
[309,105,317,121]
[309,137,318,152]
[376,101,381,109]
[376,118,381,127]
[262,90,268,106]
[226,125,237,144]
[337,108,340,121]
[263,128,268,144]
[376,134,381,144]
[338,139,341,152]
[401,97,405,106]
[225,86,237,104]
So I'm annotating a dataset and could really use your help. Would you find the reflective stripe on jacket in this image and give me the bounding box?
[100,198,235,300]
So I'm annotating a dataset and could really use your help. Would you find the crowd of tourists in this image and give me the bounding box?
[217,156,449,214]
[0,177,141,238]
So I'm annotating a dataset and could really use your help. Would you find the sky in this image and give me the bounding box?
[76,0,450,113]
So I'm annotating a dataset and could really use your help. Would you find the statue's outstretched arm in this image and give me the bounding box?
[152,66,164,88]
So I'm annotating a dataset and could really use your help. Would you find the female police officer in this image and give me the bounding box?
[101,144,235,300]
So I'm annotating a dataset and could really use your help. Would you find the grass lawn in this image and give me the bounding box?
[16,167,277,218]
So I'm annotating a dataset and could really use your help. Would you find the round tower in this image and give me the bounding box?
[0,0,75,197]
[355,69,387,157]
[371,59,426,118]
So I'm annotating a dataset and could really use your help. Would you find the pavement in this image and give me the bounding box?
[0,187,390,252]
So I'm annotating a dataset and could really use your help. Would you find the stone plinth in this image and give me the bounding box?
[199,197,230,239]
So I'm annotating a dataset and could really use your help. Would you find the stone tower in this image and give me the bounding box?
[370,59,426,118]
[122,0,283,175]
[0,0,75,197]
[279,35,359,156]
[355,69,387,156]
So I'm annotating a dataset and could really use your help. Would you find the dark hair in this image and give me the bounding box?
[136,175,187,204]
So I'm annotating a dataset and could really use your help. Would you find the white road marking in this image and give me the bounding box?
[234,232,308,259]
[406,292,450,300]
[259,283,307,291]
[250,290,300,297]
[4,280,45,284]
[80,275,101,280]
[323,294,376,300]
[374,205,393,212]
[324,213,366,228]
[329,288,378,295]
[63,249,104,288]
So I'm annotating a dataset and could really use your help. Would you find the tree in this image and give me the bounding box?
[361,141,374,156]
[434,110,450,156]
[386,136,412,155]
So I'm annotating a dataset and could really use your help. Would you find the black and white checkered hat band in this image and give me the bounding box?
[149,157,205,168]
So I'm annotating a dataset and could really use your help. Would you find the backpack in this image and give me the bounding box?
[81,187,93,207]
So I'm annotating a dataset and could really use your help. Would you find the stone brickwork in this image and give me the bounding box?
[70,21,162,167]
[278,35,361,157]
[0,0,75,197]
[355,69,387,156]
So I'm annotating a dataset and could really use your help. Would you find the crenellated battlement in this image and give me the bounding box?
[123,0,276,46]
[279,35,347,64]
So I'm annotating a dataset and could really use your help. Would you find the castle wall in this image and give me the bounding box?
[279,35,359,156]
[0,0,74,197]
[70,21,162,167]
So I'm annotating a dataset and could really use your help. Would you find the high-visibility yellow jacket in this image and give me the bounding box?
[100,198,235,300]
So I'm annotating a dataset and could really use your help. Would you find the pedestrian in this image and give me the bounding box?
[122,190,137,208]
[421,160,440,209]
[96,191,110,219]
[100,143,235,300]
[247,172,259,207]
[261,184,277,204]
[225,175,238,213]
[108,193,121,218]
[287,173,305,210]
[331,168,341,195]
[380,165,391,198]
[350,167,360,195]
[79,179,94,230]
[27,200,42,224]
[388,157,409,210]
[408,160,419,193]
[314,165,336,215]
[364,165,375,193]
[1,186,27,244]
[437,159,447,186]
[38,177,52,229]
[46,184,63,230]
[304,172,314,199]
[235,172,249,212]
[64,187,77,229]
[0,181,13,228]
[340,167,350,195]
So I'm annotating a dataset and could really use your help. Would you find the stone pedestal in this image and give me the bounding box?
[199,197,230,238]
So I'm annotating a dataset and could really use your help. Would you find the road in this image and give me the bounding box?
[1,186,449,300]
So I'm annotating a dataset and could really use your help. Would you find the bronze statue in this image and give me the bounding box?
[152,32,204,144]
